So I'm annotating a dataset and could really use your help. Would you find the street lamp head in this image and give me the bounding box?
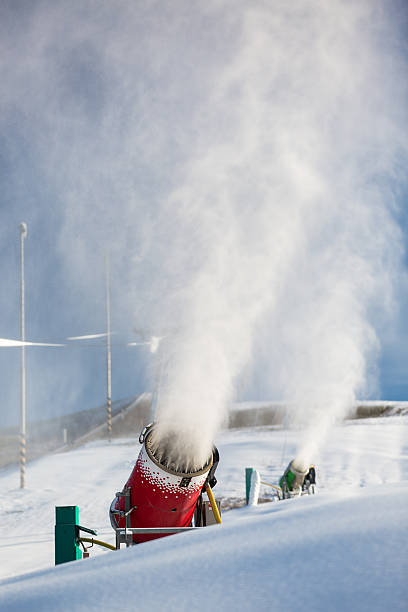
[19,222,27,238]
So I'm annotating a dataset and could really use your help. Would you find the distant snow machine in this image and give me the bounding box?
[279,460,316,499]
[110,423,220,545]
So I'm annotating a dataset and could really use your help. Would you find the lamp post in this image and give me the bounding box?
[19,222,27,488]
[105,255,112,440]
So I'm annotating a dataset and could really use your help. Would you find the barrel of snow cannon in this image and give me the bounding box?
[279,459,309,498]
[110,424,215,543]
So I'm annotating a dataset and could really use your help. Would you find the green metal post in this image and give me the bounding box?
[245,468,254,505]
[55,506,83,565]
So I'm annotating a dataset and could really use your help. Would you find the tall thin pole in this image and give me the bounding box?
[105,255,112,440]
[19,222,27,488]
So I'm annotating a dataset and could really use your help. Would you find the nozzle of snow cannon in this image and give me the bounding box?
[279,460,308,498]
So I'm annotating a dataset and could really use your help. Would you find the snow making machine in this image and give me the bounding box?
[279,459,316,499]
[110,423,221,547]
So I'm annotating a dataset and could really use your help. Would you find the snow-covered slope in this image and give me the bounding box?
[0,416,407,611]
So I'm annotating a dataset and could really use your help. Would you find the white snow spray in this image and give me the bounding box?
[145,1,407,471]
[1,1,406,469]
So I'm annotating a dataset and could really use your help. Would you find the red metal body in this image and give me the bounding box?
[111,428,212,543]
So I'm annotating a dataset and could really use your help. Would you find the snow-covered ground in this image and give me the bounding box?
[0,416,407,611]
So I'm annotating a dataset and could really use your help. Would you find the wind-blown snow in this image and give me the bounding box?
[0,416,406,610]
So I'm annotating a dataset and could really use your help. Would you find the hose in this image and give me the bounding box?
[260,481,282,492]
[205,483,222,524]
[79,537,117,551]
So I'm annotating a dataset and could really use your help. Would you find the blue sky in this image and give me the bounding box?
[0,1,407,429]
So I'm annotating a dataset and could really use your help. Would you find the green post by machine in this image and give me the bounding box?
[55,506,97,565]
[245,467,255,504]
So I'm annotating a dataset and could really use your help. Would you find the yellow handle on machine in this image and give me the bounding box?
[205,483,222,524]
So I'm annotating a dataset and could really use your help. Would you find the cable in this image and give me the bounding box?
[79,537,116,551]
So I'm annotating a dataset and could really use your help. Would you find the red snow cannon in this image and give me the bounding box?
[110,423,218,544]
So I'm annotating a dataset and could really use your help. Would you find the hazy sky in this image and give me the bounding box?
[0,0,407,431]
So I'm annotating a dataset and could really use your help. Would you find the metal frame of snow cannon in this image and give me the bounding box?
[280,477,317,499]
[109,487,199,549]
[112,486,222,549]
[110,487,137,548]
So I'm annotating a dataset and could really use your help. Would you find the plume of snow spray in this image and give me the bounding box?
[148,1,407,471]
[1,1,406,465]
